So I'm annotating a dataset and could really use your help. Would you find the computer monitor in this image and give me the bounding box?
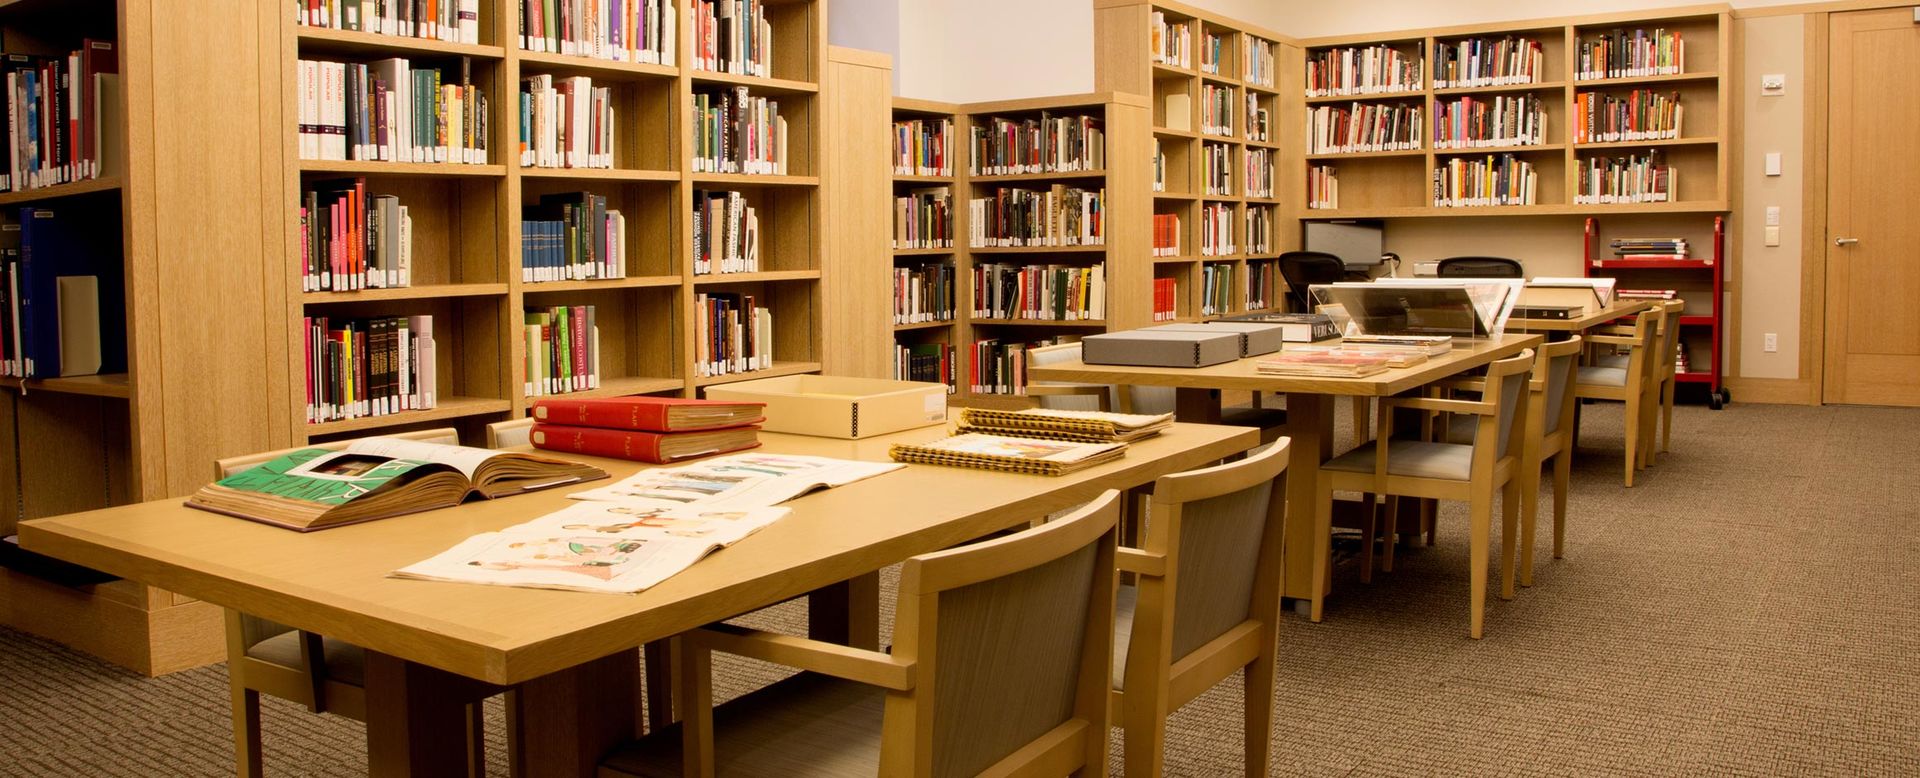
[1304,220,1385,270]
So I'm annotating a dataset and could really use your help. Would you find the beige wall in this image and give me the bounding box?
[1736,14,1805,380]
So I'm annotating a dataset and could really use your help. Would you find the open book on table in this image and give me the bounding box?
[567,453,904,509]
[392,501,790,594]
[187,437,608,532]
[889,434,1127,476]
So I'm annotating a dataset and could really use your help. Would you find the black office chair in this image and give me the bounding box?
[1278,251,1347,312]
[1437,256,1525,278]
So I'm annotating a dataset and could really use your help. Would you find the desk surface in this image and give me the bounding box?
[1026,333,1544,396]
[21,423,1255,685]
[1507,299,1654,332]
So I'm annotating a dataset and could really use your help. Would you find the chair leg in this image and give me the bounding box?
[1468,486,1493,639]
[1640,384,1660,468]
[1351,396,1370,448]
[466,702,487,778]
[1380,497,1399,573]
[1242,638,1276,777]
[1359,494,1376,585]
[1423,498,1437,546]
[1661,379,1676,453]
[1122,684,1170,778]
[1519,458,1541,587]
[1552,450,1572,559]
[1499,478,1519,601]
[1622,394,1640,488]
[231,685,264,778]
[1311,475,1334,622]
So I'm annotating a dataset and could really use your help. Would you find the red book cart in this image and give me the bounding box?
[1582,216,1730,409]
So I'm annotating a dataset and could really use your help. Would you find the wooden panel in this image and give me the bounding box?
[0,569,224,676]
[823,47,894,379]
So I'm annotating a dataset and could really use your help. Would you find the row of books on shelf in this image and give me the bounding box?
[1151,213,1180,257]
[893,187,952,250]
[1246,94,1272,142]
[1433,37,1545,89]
[1307,164,1339,209]
[1576,28,1684,81]
[1200,262,1232,316]
[303,314,437,424]
[1199,32,1228,76]
[1150,12,1192,68]
[1305,44,1423,98]
[692,86,788,175]
[693,189,759,274]
[297,0,482,45]
[968,113,1104,176]
[691,0,773,77]
[1245,39,1277,88]
[516,0,677,64]
[1245,206,1276,255]
[0,207,122,379]
[2,44,119,193]
[970,336,1065,396]
[1245,147,1274,197]
[894,342,954,391]
[1200,142,1231,196]
[893,117,952,177]
[297,57,490,164]
[1573,151,1674,204]
[1574,90,1683,144]
[519,75,615,170]
[694,291,772,377]
[1433,94,1548,149]
[522,191,629,282]
[301,178,413,291]
[1432,154,1538,207]
[967,186,1105,248]
[893,264,955,325]
[1307,103,1421,155]
[1200,84,1234,137]
[524,305,600,396]
[972,263,1106,322]
[1199,203,1234,256]
[1610,237,1689,258]
[1152,140,1166,192]
[1152,277,1178,322]
[1246,260,1277,311]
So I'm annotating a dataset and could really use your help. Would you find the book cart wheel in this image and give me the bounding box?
[1709,388,1729,410]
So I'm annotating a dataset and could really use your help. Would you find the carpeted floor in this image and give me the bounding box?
[2,402,1916,776]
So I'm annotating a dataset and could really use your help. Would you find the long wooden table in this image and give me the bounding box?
[19,423,1256,778]
[1028,333,1544,606]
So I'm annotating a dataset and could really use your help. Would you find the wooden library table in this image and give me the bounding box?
[1507,299,1654,335]
[18,423,1256,778]
[1028,333,1544,606]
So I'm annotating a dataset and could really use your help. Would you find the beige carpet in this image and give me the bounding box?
[2,402,1917,776]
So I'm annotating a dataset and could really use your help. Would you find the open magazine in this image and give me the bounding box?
[567,453,903,508]
[392,501,790,593]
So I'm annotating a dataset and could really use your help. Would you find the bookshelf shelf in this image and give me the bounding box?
[689,71,819,95]
[1433,80,1566,96]
[893,320,956,333]
[892,247,955,257]
[522,276,684,293]
[0,176,122,207]
[1432,143,1568,156]
[968,245,1110,255]
[294,27,506,59]
[520,168,679,182]
[1575,137,1722,150]
[1154,127,1200,140]
[1304,149,1425,161]
[298,160,508,177]
[892,174,951,184]
[300,283,510,304]
[1589,258,1717,269]
[690,173,822,187]
[1152,63,1194,78]
[560,377,685,399]
[693,361,826,388]
[514,50,678,81]
[1304,90,1427,105]
[970,319,1110,328]
[1574,71,1719,88]
[0,373,132,399]
[692,270,822,285]
[303,397,514,436]
[967,170,1110,184]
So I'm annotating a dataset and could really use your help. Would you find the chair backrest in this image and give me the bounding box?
[1472,350,1536,462]
[1024,342,1114,412]
[1277,251,1346,312]
[1656,300,1685,380]
[884,490,1121,778]
[212,427,461,480]
[1128,440,1288,681]
[1437,256,1524,278]
[1539,336,1584,438]
[486,418,535,449]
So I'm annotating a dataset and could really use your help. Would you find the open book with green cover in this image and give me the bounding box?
[187,437,608,532]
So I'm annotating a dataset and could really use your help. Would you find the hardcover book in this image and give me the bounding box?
[530,423,762,464]
[531,396,766,432]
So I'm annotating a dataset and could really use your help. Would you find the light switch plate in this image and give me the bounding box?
[1765,152,1783,176]
[1766,206,1781,226]
[1761,73,1786,95]
[1764,333,1778,353]
[1765,225,1782,246]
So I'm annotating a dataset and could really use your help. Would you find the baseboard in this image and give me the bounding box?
[0,568,225,676]
[1724,377,1816,405]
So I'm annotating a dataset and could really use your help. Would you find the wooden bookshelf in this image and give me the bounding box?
[276,0,831,446]
[1287,6,1733,219]
[1095,0,1301,321]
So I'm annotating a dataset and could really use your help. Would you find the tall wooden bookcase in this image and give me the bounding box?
[872,93,1152,405]
[1289,6,1732,217]
[279,0,830,449]
[1095,0,1304,321]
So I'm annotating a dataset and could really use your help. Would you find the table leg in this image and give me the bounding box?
[1280,393,1334,602]
[1174,387,1223,424]
[363,651,489,778]
[808,571,881,650]
[510,651,639,778]
[642,641,675,732]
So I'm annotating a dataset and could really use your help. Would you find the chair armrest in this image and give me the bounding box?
[1587,335,1639,347]
[1117,547,1165,577]
[1592,325,1635,336]
[1381,396,1494,416]
[1431,377,1487,393]
[689,624,915,691]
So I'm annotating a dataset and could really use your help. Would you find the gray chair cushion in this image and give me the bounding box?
[1323,440,1474,481]
[1444,414,1476,445]
[1578,366,1629,387]
[601,671,885,777]
[245,632,366,686]
[1593,354,1628,369]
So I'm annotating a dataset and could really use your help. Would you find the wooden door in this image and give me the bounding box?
[1825,9,1920,406]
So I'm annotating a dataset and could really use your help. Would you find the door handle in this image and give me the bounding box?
[1835,237,1860,246]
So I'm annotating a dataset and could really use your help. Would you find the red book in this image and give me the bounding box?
[530,423,761,464]
[531,395,766,432]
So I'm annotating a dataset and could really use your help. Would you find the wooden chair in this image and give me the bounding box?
[1023,342,1285,443]
[1024,341,1116,411]
[1313,350,1535,638]
[599,489,1123,778]
[1574,307,1663,487]
[1594,299,1684,464]
[1441,337,1584,585]
[486,417,535,449]
[214,429,490,778]
[1112,439,1288,777]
